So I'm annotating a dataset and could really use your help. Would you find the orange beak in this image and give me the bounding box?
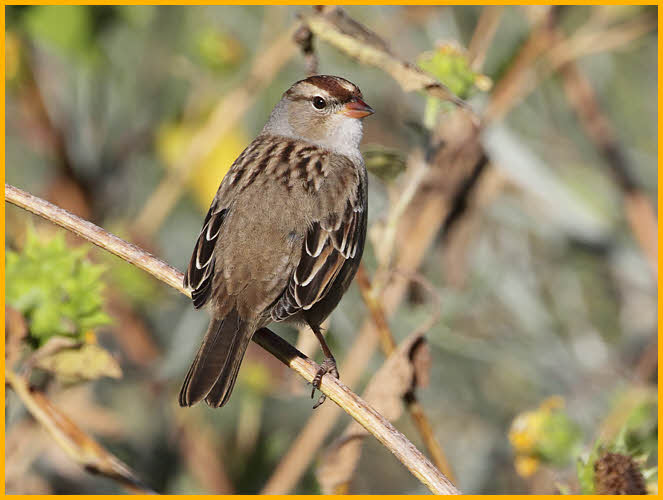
[341,98,374,119]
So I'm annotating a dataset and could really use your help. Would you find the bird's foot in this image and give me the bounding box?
[311,356,339,409]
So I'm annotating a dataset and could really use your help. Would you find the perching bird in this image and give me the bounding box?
[179,75,373,409]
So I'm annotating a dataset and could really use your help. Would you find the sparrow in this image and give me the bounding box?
[179,75,373,409]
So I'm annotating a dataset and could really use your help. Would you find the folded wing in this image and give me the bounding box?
[271,197,363,321]
[184,203,227,309]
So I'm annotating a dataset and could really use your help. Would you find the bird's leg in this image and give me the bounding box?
[308,322,339,408]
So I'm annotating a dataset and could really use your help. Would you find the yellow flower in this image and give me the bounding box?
[509,395,581,476]
[515,455,540,478]
[509,411,545,454]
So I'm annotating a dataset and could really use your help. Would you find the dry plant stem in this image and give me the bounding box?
[546,12,656,70]
[174,410,234,494]
[5,369,155,494]
[483,6,558,124]
[7,184,185,293]
[263,180,455,494]
[467,6,505,70]
[5,183,459,495]
[253,329,459,494]
[374,152,429,291]
[356,265,456,483]
[131,24,298,238]
[302,7,473,115]
[407,398,456,484]
[262,320,381,494]
[480,7,657,274]
[356,265,395,354]
[558,62,658,275]
[485,7,655,126]
[633,336,657,384]
[294,24,318,76]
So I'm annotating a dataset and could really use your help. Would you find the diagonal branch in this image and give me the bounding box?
[300,6,475,117]
[5,183,460,495]
[356,265,456,483]
[558,55,657,276]
[5,368,156,494]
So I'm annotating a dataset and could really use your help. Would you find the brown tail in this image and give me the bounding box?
[178,310,253,408]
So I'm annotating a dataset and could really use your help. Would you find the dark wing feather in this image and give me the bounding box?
[271,197,363,322]
[184,205,227,309]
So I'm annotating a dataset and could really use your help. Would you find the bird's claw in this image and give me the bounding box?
[311,356,339,409]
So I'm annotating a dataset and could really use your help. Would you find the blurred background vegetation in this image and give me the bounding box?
[5,5,657,494]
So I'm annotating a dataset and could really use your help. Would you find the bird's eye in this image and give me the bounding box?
[312,96,327,110]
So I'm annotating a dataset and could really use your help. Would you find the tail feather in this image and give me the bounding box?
[179,310,252,407]
[204,328,254,407]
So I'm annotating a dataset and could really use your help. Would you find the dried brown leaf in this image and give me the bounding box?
[410,336,431,389]
[316,433,365,494]
[34,340,122,383]
[317,332,430,493]
[24,335,79,372]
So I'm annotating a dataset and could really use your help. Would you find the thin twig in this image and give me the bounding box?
[5,183,460,495]
[262,144,480,494]
[373,150,429,293]
[174,411,235,494]
[558,61,658,275]
[6,184,185,293]
[482,6,559,124]
[467,6,505,71]
[263,7,486,492]
[356,265,456,483]
[547,11,656,71]
[261,321,382,494]
[484,6,656,126]
[5,369,156,494]
[301,6,475,117]
[293,24,318,76]
[252,329,459,495]
[486,6,657,277]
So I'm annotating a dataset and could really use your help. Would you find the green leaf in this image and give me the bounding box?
[576,442,600,494]
[417,44,490,100]
[6,227,111,346]
[23,6,93,59]
[363,146,407,182]
[537,412,583,465]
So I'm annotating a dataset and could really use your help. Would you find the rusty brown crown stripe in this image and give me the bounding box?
[287,75,362,103]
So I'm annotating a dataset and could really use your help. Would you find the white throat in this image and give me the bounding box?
[261,100,364,162]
